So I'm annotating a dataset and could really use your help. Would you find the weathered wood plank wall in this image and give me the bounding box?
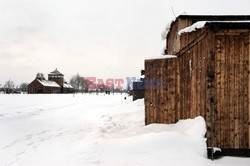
[145,28,210,130]
[145,58,178,124]
[214,30,249,149]
[145,28,250,149]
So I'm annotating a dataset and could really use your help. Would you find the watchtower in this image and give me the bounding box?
[48,68,64,89]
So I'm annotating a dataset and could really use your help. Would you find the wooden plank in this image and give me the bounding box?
[179,56,184,119]
[152,63,156,123]
[187,50,191,119]
[248,34,250,149]
[171,59,176,122]
[171,59,176,123]
[165,60,169,123]
[147,61,151,124]
[210,33,216,149]
[161,59,166,123]
[183,54,186,120]
[194,44,198,118]
[151,62,154,124]
[156,60,160,123]
[164,59,168,123]
[144,60,150,124]
[234,36,240,149]
[200,39,206,121]
[176,57,181,121]
[243,35,249,148]
[155,62,158,123]
[203,36,208,131]
[148,62,152,124]
[155,59,162,123]
[159,60,163,123]
[144,61,148,124]
[200,40,204,118]
[190,44,196,119]
[215,35,222,147]
[174,59,178,122]
[229,36,235,148]
[239,37,244,148]
[166,60,170,123]
[186,51,190,119]
[197,41,202,118]
[225,35,230,148]
[220,35,226,148]
[184,53,188,119]
[206,31,215,147]
[169,60,173,123]
[147,61,150,125]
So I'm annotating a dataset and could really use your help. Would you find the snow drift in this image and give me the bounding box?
[0,94,249,166]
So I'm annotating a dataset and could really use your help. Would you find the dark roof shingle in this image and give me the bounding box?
[48,68,64,76]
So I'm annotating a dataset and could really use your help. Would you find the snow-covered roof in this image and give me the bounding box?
[178,20,250,35]
[48,68,64,76]
[161,19,175,40]
[163,15,250,38]
[37,79,60,88]
[178,21,207,35]
[63,83,73,89]
[146,55,177,60]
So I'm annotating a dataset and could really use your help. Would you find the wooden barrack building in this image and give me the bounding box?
[145,15,250,151]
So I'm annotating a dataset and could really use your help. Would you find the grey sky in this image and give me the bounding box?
[0,0,249,85]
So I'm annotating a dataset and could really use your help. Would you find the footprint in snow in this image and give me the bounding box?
[37,130,49,135]
[25,134,33,140]
[27,141,35,146]
[16,151,25,157]
[55,132,63,137]
[2,139,21,149]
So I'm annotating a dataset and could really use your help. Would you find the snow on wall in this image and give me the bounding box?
[178,21,207,35]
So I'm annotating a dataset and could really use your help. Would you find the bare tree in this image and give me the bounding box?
[0,83,3,93]
[4,80,15,94]
[36,73,45,80]
[20,83,28,92]
[70,73,88,92]
[79,77,88,92]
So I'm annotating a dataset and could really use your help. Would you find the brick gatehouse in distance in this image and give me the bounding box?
[28,68,74,94]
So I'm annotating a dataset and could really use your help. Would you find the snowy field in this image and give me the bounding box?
[0,94,249,166]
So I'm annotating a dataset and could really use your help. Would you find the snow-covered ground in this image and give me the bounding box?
[0,94,249,166]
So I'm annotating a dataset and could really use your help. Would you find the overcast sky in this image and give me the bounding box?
[0,0,249,85]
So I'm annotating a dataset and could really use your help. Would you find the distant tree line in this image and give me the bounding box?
[69,73,127,94]
[0,73,128,94]
[0,79,28,94]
